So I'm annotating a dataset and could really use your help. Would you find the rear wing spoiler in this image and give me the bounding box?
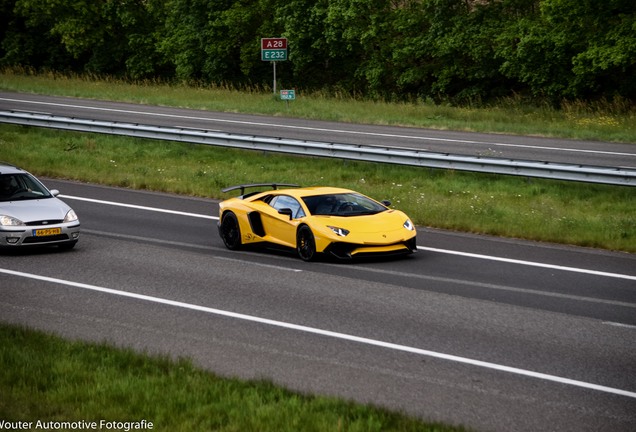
[222,183,300,197]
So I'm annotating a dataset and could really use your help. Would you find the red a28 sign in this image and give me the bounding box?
[261,38,287,49]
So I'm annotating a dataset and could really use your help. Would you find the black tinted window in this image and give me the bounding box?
[269,195,305,218]
[0,174,52,202]
[302,193,386,216]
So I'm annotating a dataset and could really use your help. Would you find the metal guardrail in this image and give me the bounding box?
[1,111,634,186]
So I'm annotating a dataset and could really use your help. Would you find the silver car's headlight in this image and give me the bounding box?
[0,215,24,226]
[64,209,78,223]
[403,219,414,231]
[328,226,350,237]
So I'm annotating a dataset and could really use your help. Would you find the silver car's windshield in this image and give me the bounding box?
[0,174,53,202]
[302,193,387,216]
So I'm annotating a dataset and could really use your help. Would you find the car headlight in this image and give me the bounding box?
[403,219,414,231]
[328,226,350,237]
[64,209,78,223]
[0,215,24,226]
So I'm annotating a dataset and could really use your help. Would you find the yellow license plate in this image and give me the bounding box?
[33,227,62,237]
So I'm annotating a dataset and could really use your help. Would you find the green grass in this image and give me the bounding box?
[0,323,469,432]
[1,124,635,252]
[2,68,636,142]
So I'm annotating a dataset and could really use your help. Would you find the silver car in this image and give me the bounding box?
[0,163,80,250]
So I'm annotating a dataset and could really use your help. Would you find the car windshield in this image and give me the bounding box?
[302,193,387,216]
[0,173,52,202]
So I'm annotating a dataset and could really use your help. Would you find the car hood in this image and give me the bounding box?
[315,210,409,233]
[0,198,72,223]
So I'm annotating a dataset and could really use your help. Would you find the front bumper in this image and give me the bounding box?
[0,222,81,248]
[323,236,417,260]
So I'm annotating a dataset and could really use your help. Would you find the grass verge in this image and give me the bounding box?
[1,68,636,142]
[1,124,635,252]
[0,323,470,432]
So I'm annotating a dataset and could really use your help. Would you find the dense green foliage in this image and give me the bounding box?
[1,0,634,104]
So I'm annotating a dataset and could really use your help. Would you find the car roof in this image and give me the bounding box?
[0,163,25,175]
[236,186,356,201]
[273,186,354,198]
[225,184,367,200]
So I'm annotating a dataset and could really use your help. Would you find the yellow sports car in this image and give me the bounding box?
[218,183,417,261]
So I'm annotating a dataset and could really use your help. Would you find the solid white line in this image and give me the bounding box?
[1,267,635,399]
[2,97,635,157]
[60,195,217,220]
[418,247,636,281]
[603,321,636,330]
[60,194,636,281]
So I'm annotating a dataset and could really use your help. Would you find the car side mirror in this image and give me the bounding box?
[50,189,60,197]
[278,208,293,220]
[381,200,391,207]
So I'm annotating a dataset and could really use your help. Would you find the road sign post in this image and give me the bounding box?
[261,38,288,94]
[261,37,287,61]
[280,90,295,100]
[280,89,296,108]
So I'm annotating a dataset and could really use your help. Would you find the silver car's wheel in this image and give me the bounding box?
[220,212,242,250]
[296,225,316,261]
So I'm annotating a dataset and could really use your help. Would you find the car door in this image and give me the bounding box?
[260,195,305,248]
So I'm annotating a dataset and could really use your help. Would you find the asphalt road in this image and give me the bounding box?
[1,180,635,432]
[1,91,635,168]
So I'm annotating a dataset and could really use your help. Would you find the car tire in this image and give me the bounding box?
[220,211,242,250]
[296,225,316,261]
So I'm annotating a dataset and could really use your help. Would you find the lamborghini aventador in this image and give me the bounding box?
[218,183,416,261]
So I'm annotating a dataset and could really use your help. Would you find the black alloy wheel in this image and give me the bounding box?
[296,225,316,261]
[220,212,242,250]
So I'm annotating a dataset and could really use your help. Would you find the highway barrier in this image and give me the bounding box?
[1,111,634,186]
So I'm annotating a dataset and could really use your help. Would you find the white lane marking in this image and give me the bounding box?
[214,256,303,272]
[60,195,216,220]
[61,194,636,281]
[603,321,636,330]
[419,247,636,281]
[2,97,634,158]
[345,265,636,308]
[81,224,634,307]
[1,267,635,399]
[80,229,301,273]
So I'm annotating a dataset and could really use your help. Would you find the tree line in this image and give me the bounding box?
[1,0,634,105]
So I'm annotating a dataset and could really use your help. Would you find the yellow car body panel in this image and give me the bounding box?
[218,185,417,260]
